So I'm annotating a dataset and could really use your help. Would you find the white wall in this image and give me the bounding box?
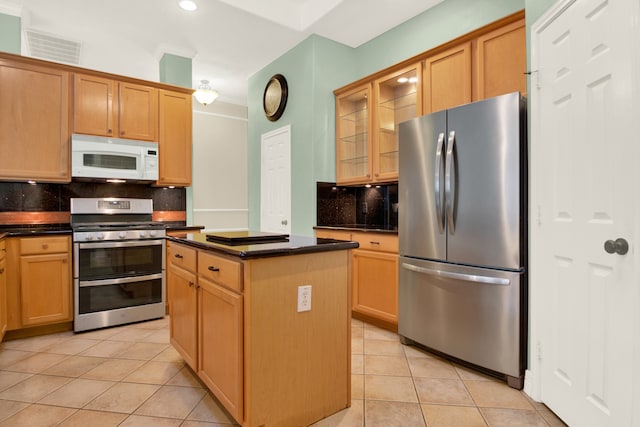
[191,100,248,231]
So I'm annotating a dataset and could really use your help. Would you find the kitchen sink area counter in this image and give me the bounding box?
[167,232,357,427]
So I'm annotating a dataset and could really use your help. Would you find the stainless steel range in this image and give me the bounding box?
[71,198,166,332]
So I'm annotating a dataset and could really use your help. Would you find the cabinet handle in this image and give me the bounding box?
[188,281,194,287]
[208,266,220,272]
[0,268,4,274]
[370,241,380,245]
[174,254,184,259]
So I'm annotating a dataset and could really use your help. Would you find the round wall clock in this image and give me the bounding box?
[263,74,288,121]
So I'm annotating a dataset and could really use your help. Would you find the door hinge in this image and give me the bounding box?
[537,341,543,361]
[537,205,542,226]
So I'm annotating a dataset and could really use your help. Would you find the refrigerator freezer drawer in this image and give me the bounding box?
[398,256,525,379]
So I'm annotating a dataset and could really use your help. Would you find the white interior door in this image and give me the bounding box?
[260,125,291,234]
[531,1,639,426]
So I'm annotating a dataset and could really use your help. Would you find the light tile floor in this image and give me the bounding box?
[0,317,567,426]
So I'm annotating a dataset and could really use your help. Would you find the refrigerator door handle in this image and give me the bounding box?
[445,130,456,234]
[401,262,511,286]
[434,132,446,234]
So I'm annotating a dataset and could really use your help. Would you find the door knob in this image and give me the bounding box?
[604,238,629,255]
[281,219,288,226]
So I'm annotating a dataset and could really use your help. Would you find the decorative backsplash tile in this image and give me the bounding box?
[317,182,398,230]
[0,182,186,224]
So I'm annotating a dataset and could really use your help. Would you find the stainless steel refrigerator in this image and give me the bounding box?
[398,92,527,389]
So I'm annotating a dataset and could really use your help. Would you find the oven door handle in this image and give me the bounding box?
[77,239,165,249]
[78,273,164,288]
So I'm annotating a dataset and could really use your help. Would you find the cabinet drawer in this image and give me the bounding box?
[198,251,242,292]
[168,243,197,272]
[315,230,352,241]
[351,232,398,253]
[20,236,69,255]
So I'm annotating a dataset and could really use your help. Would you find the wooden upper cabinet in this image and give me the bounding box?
[157,89,193,187]
[119,82,158,141]
[0,60,70,182]
[72,74,117,137]
[73,73,158,141]
[475,18,526,100]
[373,63,422,182]
[423,42,472,114]
[335,84,371,185]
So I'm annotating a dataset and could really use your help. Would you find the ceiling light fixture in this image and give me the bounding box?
[194,80,219,106]
[178,0,198,11]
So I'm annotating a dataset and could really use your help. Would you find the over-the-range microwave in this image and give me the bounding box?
[71,133,159,182]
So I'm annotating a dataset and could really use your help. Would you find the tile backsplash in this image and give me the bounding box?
[0,182,185,222]
[317,182,398,230]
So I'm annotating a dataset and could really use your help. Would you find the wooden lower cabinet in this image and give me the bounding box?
[352,249,398,327]
[168,262,198,369]
[5,236,72,331]
[316,229,399,331]
[198,276,243,421]
[169,241,351,427]
[0,239,7,341]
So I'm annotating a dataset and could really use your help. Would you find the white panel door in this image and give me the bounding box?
[260,125,291,234]
[531,1,639,426]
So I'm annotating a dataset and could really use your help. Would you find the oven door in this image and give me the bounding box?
[73,238,166,332]
[77,274,163,314]
[74,239,165,280]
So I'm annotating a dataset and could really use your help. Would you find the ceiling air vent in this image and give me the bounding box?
[24,30,81,65]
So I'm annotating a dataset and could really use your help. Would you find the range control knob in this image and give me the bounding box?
[85,233,94,241]
[139,231,147,238]
[149,230,157,237]
[118,231,127,239]
[96,232,105,240]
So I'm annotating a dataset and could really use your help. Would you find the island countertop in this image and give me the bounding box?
[167,232,358,259]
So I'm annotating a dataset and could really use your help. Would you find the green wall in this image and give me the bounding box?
[159,54,192,89]
[247,35,356,235]
[0,13,20,54]
[247,0,528,235]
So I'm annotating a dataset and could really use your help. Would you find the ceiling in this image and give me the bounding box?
[0,0,443,106]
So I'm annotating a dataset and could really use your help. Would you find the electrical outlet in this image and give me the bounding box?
[297,285,312,312]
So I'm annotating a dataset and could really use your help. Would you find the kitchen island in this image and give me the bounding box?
[166,232,358,427]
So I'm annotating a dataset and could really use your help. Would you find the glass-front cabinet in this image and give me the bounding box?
[373,64,421,182]
[336,84,371,184]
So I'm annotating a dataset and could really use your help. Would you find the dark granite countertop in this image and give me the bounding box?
[0,224,72,237]
[314,225,398,234]
[168,232,359,259]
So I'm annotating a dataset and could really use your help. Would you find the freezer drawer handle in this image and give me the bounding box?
[401,263,510,286]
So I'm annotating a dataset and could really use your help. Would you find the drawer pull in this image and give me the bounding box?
[0,267,4,274]
[42,244,49,250]
[370,241,381,245]
[208,266,220,272]
[174,254,184,259]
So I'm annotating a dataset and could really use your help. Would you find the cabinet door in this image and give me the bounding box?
[73,73,117,137]
[168,263,198,369]
[423,42,472,114]
[373,64,422,182]
[352,249,398,326]
[0,257,6,341]
[336,84,372,185]
[157,90,192,186]
[475,19,526,99]
[118,82,158,141]
[20,253,71,326]
[0,60,70,182]
[198,276,243,422]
